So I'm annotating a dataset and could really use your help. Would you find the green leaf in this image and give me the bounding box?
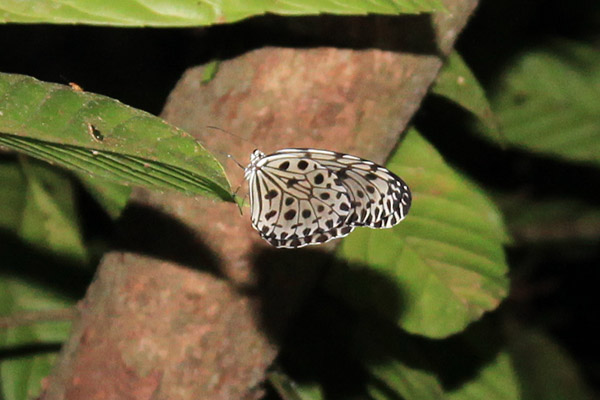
[355,316,520,400]
[507,326,593,400]
[446,349,520,400]
[19,158,88,263]
[279,300,589,400]
[432,52,501,139]
[489,40,600,165]
[0,0,445,26]
[363,340,447,400]
[0,160,26,232]
[0,276,73,400]
[356,317,591,400]
[201,60,221,84]
[0,340,61,400]
[0,157,88,263]
[0,72,232,201]
[77,174,131,220]
[328,128,509,338]
[0,159,79,399]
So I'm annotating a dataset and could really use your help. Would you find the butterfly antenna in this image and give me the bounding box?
[227,153,245,170]
[206,125,254,144]
[206,125,252,170]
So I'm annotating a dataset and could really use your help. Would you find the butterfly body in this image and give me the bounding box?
[245,148,411,248]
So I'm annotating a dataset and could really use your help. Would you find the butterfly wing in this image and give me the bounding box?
[247,148,412,249]
[248,153,354,248]
[267,224,355,248]
[275,149,412,229]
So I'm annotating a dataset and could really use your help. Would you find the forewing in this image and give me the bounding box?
[250,153,352,248]
[278,149,412,228]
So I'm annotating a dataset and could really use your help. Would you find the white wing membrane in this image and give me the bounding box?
[245,148,411,249]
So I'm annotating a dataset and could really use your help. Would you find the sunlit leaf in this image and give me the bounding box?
[328,128,509,338]
[0,276,73,400]
[0,0,445,27]
[354,314,592,400]
[354,316,521,400]
[0,73,232,201]
[357,319,592,400]
[432,51,501,139]
[0,160,25,231]
[77,174,131,219]
[19,158,88,263]
[0,158,88,263]
[490,40,600,165]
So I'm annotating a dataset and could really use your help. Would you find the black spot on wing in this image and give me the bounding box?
[284,209,297,221]
[297,160,309,170]
[265,190,278,200]
[341,226,353,235]
[314,173,324,185]
[287,178,300,188]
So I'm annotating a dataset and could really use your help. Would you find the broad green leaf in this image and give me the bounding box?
[0,0,445,27]
[446,349,519,400]
[19,158,88,263]
[328,128,509,338]
[362,341,447,400]
[432,52,501,139]
[0,160,26,231]
[276,300,574,400]
[0,337,62,400]
[0,160,79,399]
[0,73,232,201]
[0,157,88,263]
[355,316,520,400]
[489,40,600,165]
[77,174,131,219]
[0,275,73,400]
[357,317,590,400]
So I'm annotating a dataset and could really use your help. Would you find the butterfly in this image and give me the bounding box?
[243,148,411,249]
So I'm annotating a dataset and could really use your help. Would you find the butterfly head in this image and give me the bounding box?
[244,149,266,180]
[250,149,265,162]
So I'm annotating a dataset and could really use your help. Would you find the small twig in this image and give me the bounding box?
[0,308,78,329]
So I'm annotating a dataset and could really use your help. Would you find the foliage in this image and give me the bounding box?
[0,0,444,26]
[487,40,600,165]
[0,73,232,201]
[329,128,509,338]
[0,159,79,399]
[1,0,598,399]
